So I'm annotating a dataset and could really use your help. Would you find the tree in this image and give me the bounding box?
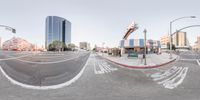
[67,43,76,51]
[48,40,65,51]
[167,42,176,50]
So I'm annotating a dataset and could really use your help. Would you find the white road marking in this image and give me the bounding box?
[149,63,156,66]
[152,66,181,81]
[163,67,188,89]
[0,56,89,90]
[150,66,188,89]
[93,58,118,74]
[94,62,98,74]
[0,53,35,61]
[179,59,197,61]
[181,54,197,56]
[101,63,110,72]
[158,67,183,85]
[1,52,88,65]
[151,66,177,78]
[99,63,106,74]
[196,59,200,66]
[5,54,87,64]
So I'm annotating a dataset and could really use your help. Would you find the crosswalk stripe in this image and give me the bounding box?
[158,67,183,85]
[150,66,188,89]
[153,66,181,81]
[94,58,117,74]
[163,67,188,89]
[196,59,200,66]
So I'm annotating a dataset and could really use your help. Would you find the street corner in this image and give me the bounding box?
[98,52,177,69]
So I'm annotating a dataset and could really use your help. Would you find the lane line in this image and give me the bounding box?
[0,55,90,90]
[94,61,98,74]
[8,54,88,64]
[196,59,200,66]
[0,53,35,61]
[179,59,197,61]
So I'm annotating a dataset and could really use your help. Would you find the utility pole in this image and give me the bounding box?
[169,16,196,59]
[0,25,16,33]
[102,42,105,56]
[169,22,172,59]
[144,29,147,65]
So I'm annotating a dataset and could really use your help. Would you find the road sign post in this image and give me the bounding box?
[144,29,147,65]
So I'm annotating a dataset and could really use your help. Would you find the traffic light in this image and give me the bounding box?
[12,29,16,33]
[4,27,16,33]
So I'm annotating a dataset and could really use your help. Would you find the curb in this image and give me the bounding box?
[101,55,177,69]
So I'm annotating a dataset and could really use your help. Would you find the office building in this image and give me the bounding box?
[172,31,189,49]
[45,16,71,50]
[79,42,91,50]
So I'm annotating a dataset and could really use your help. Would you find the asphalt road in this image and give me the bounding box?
[0,51,200,100]
[0,51,90,86]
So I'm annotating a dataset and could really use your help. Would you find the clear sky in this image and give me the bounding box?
[0,0,200,48]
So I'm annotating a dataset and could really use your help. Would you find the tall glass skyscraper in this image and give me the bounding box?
[45,16,71,49]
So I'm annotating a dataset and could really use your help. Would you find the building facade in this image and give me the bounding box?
[119,39,161,54]
[160,35,169,45]
[172,31,189,49]
[45,16,71,50]
[197,36,200,45]
[160,35,169,49]
[160,32,189,50]
[2,37,34,51]
[192,36,200,51]
[79,42,90,50]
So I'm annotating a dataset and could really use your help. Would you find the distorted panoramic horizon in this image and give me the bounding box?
[1,0,200,100]
[1,0,200,48]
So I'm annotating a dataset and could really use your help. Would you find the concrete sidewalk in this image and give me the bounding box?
[97,52,178,69]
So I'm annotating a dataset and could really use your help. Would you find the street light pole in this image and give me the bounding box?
[144,29,147,65]
[0,25,16,33]
[169,22,172,59]
[102,42,105,56]
[169,16,196,59]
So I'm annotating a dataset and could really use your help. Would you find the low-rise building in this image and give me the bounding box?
[2,37,34,51]
[172,31,190,50]
[160,34,169,50]
[192,36,200,51]
[119,39,161,54]
[79,42,91,50]
[160,31,190,51]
